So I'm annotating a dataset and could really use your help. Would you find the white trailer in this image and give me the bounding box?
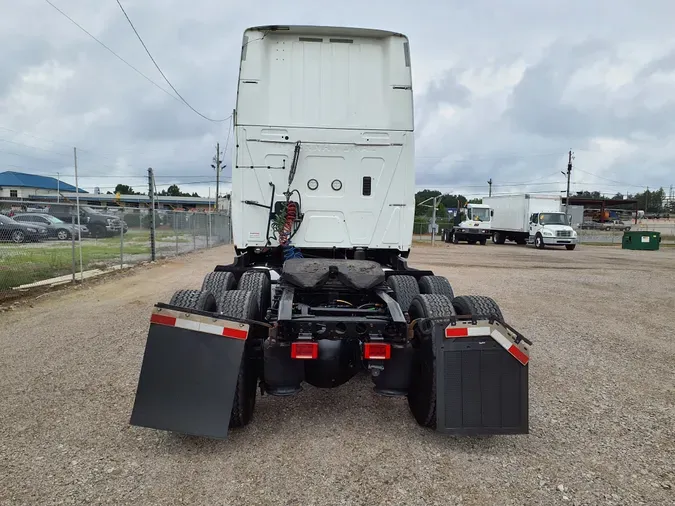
[483,194,578,250]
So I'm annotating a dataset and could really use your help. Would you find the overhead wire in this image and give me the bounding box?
[44,0,180,105]
[113,0,230,123]
[573,167,647,189]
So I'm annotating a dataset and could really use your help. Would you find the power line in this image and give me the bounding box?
[44,0,183,106]
[574,167,647,188]
[114,0,230,123]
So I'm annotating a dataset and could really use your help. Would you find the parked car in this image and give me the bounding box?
[0,214,49,243]
[46,204,128,238]
[580,221,602,230]
[11,213,89,240]
[602,220,631,231]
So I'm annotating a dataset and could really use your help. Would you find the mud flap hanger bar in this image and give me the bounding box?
[154,302,273,329]
[414,315,532,366]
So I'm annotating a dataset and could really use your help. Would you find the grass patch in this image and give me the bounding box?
[0,242,150,291]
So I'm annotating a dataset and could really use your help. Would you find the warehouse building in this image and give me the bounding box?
[0,171,86,198]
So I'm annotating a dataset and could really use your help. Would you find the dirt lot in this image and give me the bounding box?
[1,244,673,505]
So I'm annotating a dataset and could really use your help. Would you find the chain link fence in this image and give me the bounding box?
[0,200,231,301]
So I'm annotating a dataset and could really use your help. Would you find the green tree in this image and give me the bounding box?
[166,184,182,197]
[114,184,140,195]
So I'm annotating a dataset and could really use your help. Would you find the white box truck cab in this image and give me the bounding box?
[483,194,578,250]
[444,203,492,245]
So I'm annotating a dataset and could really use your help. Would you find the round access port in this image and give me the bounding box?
[335,322,347,335]
[355,323,368,335]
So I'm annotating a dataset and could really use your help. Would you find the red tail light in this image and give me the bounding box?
[291,341,318,359]
[364,342,391,360]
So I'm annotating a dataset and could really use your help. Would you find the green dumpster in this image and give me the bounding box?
[622,231,661,250]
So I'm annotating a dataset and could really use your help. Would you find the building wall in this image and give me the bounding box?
[0,187,60,199]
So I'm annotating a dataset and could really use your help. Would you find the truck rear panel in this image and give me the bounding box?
[233,26,415,252]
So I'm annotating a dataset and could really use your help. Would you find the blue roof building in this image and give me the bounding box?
[0,171,87,199]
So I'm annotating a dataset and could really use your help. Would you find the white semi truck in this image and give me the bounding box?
[128,25,531,440]
[483,194,578,250]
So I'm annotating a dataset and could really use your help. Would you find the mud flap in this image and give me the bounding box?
[129,306,249,439]
[434,318,530,435]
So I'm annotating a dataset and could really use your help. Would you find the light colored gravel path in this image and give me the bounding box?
[1,243,673,505]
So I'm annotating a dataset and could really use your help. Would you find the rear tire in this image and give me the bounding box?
[451,295,504,322]
[407,294,456,428]
[218,290,259,428]
[418,275,454,300]
[237,270,271,319]
[201,271,236,307]
[387,275,420,314]
[168,289,217,312]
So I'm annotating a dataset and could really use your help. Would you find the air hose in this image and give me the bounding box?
[279,201,303,259]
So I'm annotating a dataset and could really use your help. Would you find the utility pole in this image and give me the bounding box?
[212,142,223,212]
[487,178,492,197]
[561,150,573,220]
[148,167,156,261]
[73,148,83,280]
[431,195,438,246]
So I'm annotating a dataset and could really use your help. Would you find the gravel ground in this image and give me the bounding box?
[1,243,673,505]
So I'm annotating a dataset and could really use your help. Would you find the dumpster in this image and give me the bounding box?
[622,231,661,250]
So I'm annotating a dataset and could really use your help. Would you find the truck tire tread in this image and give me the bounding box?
[201,271,236,307]
[418,275,455,300]
[218,290,259,428]
[168,289,217,312]
[407,294,456,428]
[451,295,504,322]
[237,270,271,319]
[387,275,420,313]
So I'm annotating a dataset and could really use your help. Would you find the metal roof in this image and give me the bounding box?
[30,191,225,206]
[0,171,87,193]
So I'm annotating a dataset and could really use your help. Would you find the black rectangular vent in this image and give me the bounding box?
[330,38,353,44]
[362,177,372,196]
[299,37,323,43]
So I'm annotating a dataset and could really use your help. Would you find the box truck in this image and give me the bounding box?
[483,194,578,250]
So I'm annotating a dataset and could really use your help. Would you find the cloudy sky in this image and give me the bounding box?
[2,0,675,199]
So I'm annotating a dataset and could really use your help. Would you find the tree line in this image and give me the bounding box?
[414,189,481,221]
[108,184,200,198]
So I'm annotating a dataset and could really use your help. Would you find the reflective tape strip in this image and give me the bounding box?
[150,310,249,340]
[490,329,529,366]
[445,325,491,338]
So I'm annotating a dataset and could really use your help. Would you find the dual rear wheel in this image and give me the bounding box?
[388,273,503,428]
[169,269,270,429]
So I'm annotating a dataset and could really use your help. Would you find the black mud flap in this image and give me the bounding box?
[129,305,250,439]
[434,319,530,435]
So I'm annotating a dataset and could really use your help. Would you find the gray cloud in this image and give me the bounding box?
[1,0,675,198]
